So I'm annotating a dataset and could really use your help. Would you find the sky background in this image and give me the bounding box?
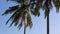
[0,0,60,34]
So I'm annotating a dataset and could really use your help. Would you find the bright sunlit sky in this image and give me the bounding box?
[0,0,60,34]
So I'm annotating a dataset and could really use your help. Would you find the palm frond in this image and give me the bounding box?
[27,13,33,29]
[53,0,60,12]
[18,18,23,30]
[5,8,21,25]
[2,5,19,15]
[9,9,23,27]
[5,10,18,24]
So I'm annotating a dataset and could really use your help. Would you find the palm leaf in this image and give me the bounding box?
[53,0,60,12]
[27,13,33,29]
[9,8,25,27]
[18,17,23,30]
[2,5,19,15]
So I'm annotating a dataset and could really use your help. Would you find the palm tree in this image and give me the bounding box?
[41,0,60,34]
[29,0,59,34]
[2,0,40,34]
[2,0,60,34]
[42,0,60,34]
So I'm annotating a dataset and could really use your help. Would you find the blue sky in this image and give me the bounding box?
[0,0,60,34]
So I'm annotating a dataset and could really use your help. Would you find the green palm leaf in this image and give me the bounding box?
[53,0,60,12]
[2,5,19,15]
[27,13,33,28]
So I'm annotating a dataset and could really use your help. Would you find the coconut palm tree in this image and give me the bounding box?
[2,0,60,34]
[2,0,40,34]
[42,0,60,34]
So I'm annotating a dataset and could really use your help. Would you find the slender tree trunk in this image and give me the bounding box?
[24,13,27,34]
[47,13,49,34]
[24,24,26,34]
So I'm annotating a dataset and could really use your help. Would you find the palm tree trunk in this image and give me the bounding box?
[24,24,26,34]
[24,13,27,34]
[47,14,49,34]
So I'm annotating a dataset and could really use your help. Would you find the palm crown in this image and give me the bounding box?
[2,0,60,34]
[2,0,40,34]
